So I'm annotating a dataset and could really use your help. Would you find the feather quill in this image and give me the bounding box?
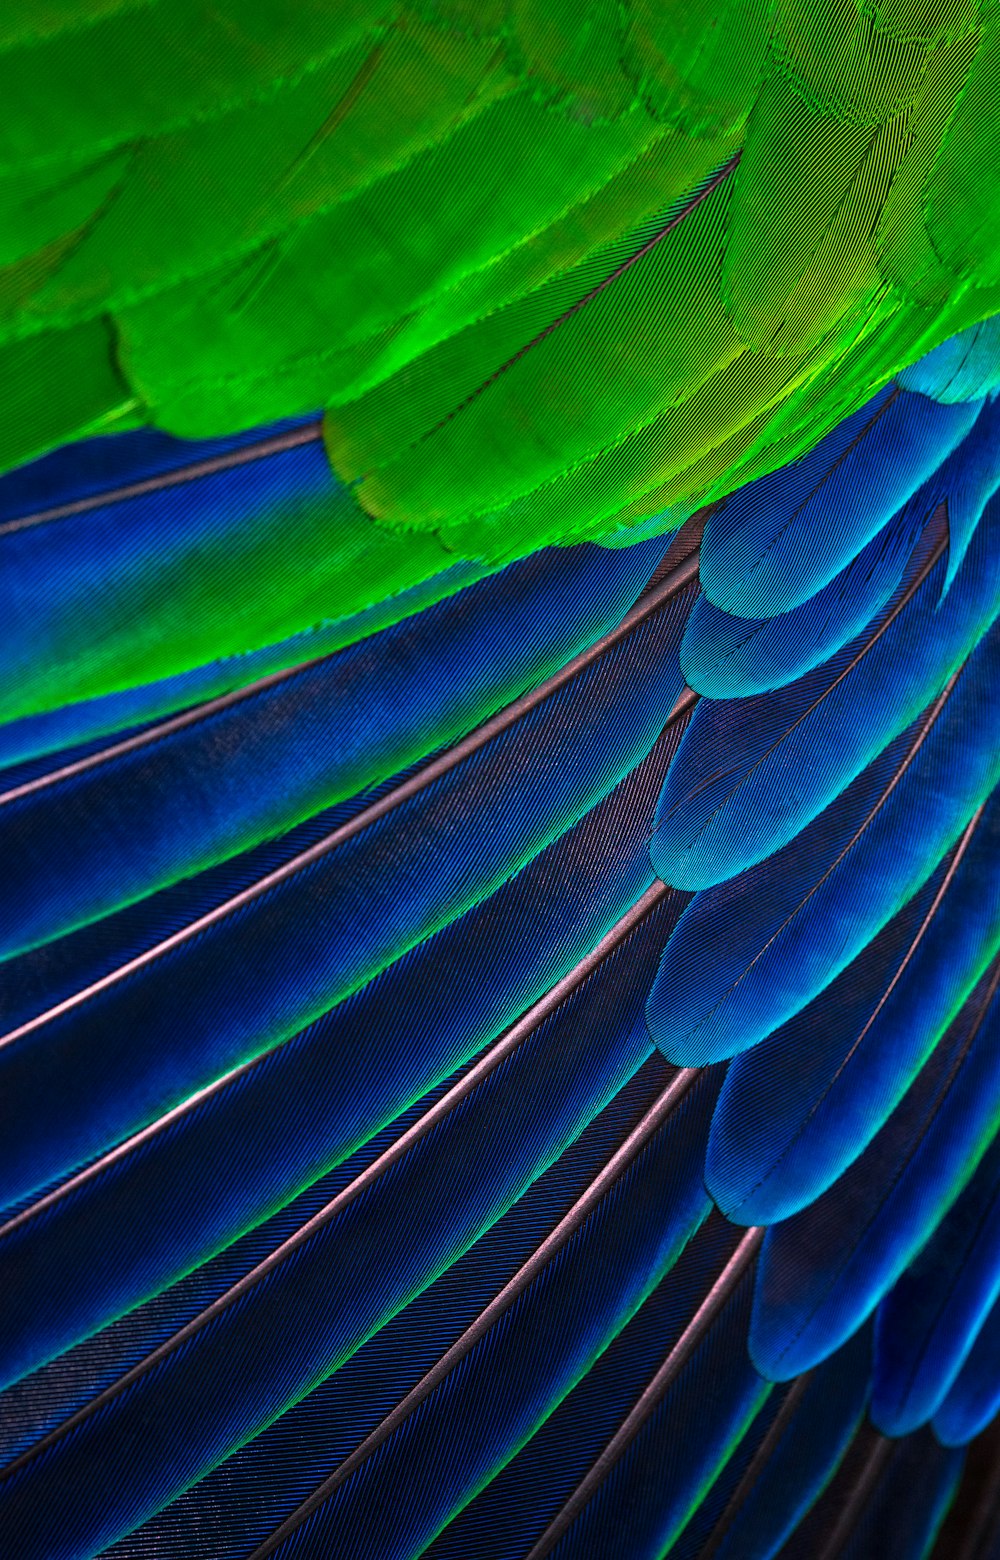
[0,568,694,1209]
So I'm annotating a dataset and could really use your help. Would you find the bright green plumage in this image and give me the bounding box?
[3,0,999,516]
[3,0,1000,711]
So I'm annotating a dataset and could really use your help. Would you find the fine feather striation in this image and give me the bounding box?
[874,1128,1000,1436]
[421,1213,747,1560]
[0,555,487,774]
[749,957,1000,1380]
[0,997,715,1559]
[681,393,1000,700]
[0,572,694,1211]
[0,420,470,726]
[680,494,927,700]
[0,529,670,959]
[521,1226,766,1560]
[679,1326,870,1560]
[241,1074,719,1560]
[647,615,1000,1066]
[652,489,1000,891]
[697,386,980,620]
[779,1426,963,1560]
[898,316,1000,405]
[0,720,692,1390]
[2,2,999,565]
[707,789,1000,1223]
[97,1052,687,1560]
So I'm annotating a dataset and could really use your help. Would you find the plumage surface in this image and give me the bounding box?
[5,6,1000,1558]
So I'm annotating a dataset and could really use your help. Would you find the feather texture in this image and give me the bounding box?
[681,393,1000,700]
[0,726,693,1387]
[3,12,1000,1555]
[652,491,1000,891]
[0,531,670,957]
[875,1129,1000,1436]
[0,992,713,1558]
[648,616,1000,1066]
[750,958,1000,1379]
[697,388,980,620]
[707,790,1000,1223]
[0,568,694,1210]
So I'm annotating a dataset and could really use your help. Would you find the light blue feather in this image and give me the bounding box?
[653,495,1000,891]
[647,617,1000,1066]
[706,789,1000,1223]
[749,960,1000,1380]
[698,387,980,620]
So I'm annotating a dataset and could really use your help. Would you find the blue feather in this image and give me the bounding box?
[95,1054,682,1559]
[423,1214,746,1560]
[0,534,669,959]
[0,420,317,523]
[874,1129,1000,1436]
[0,416,467,725]
[935,397,1000,591]
[706,791,1000,1223]
[691,1330,871,1560]
[835,1435,963,1560]
[776,1426,962,1560]
[0,576,694,1211]
[681,395,1000,702]
[653,494,1000,891]
[0,965,714,1559]
[0,724,691,1388]
[238,1077,718,1560]
[0,557,487,774]
[749,959,1000,1380]
[935,1287,1000,1446]
[898,318,1000,405]
[521,1226,766,1560]
[680,498,926,699]
[698,386,980,620]
[647,617,1000,1066]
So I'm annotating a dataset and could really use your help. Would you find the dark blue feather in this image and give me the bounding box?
[423,1213,745,1560]
[874,1129,1000,1436]
[525,1227,766,1560]
[241,1075,719,1560]
[96,1054,680,1559]
[835,1434,963,1560]
[0,947,713,1559]
[0,534,669,959]
[0,723,690,1388]
[935,1289,1000,1446]
[681,394,1000,701]
[692,1330,871,1560]
[0,417,465,725]
[776,1425,962,1560]
[0,577,694,1211]
[0,555,489,774]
